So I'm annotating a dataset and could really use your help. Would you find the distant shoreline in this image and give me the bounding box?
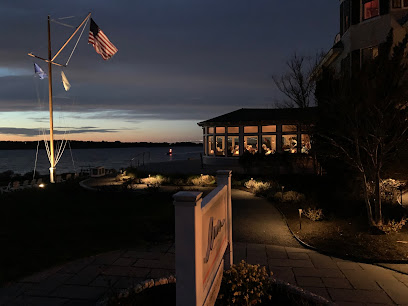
[0,141,202,150]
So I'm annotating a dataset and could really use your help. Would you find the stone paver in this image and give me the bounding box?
[3,243,407,305]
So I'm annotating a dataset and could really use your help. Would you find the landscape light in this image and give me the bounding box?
[298,208,303,230]
[39,183,45,188]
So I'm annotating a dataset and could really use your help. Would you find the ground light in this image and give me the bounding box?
[298,208,303,230]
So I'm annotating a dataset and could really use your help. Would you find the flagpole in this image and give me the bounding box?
[47,15,56,183]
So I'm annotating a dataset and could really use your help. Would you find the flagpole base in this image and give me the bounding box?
[49,167,56,183]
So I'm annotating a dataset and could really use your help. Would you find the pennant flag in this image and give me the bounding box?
[34,63,47,79]
[61,71,71,91]
[88,18,118,60]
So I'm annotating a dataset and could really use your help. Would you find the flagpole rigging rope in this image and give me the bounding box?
[58,16,75,20]
[33,139,40,180]
[50,19,75,28]
[68,140,77,174]
[65,17,89,66]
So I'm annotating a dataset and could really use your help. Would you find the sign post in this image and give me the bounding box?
[173,170,233,306]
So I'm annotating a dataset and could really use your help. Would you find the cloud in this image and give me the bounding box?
[0,126,121,137]
[0,0,339,140]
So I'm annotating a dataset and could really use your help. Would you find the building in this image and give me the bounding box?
[197,107,316,169]
[320,0,408,74]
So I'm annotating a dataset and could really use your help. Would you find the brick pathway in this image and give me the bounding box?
[1,242,408,305]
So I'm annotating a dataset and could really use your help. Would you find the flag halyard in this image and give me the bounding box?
[88,18,118,60]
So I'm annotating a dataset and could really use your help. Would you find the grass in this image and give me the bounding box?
[0,180,175,286]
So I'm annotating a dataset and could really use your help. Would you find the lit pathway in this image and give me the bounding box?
[232,189,300,247]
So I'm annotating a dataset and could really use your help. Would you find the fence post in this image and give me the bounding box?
[216,170,233,269]
[173,191,204,306]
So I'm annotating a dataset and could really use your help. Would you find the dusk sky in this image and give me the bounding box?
[0,0,338,143]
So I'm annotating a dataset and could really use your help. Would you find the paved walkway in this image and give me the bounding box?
[1,243,408,305]
[1,186,408,305]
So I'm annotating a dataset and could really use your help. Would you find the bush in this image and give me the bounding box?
[187,174,216,186]
[271,191,306,203]
[380,178,405,204]
[244,179,272,195]
[217,261,272,305]
[141,175,168,187]
[378,218,407,234]
[302,208,324,221]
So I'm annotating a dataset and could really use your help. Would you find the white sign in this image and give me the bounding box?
[173,170,232,306]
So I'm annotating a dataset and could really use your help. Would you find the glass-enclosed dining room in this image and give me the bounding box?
[203,124,312,158]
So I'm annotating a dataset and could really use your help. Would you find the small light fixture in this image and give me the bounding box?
[298,208,303,230]
[39,183,45,188]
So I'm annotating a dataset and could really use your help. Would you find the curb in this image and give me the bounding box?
[97,275,177,306]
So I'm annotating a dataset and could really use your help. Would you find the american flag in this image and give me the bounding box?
[88,18,118,60]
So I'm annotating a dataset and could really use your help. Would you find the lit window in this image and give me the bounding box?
[244,126,258,133]
[261,136,276,155]
[301,134,312,154]
[282,125,297,132]
[216,127,225,134]
[363,0,379,20]
[393,0,401,8]
[227,127,239,133]
[207,136,214,155]
[208,127,214,134]
[391,0,407,8]
[282,135,298,153]
[244,136,258,154]
[216,136,225,156]
[262,125,276,133]
[227,136,239,157]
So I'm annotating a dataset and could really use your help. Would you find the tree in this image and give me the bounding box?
[315,30,408,226]
[272,52,323,108]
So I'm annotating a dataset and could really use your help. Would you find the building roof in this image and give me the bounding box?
[197,107,318,126]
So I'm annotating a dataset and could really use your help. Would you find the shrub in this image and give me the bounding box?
[217,261,272,305]
[378,218,407,234]
[302,208,324,221]
[380,178,405,204]
[187,174,216,186]
[244,179,272,195]
[271,191,306,203]
[141,175,168,187]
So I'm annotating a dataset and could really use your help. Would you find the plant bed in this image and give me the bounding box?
[278,203,408,262]
[102,278,331,306]
[104,282,176,306]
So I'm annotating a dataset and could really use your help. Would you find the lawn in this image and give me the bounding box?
[0,180,175,286]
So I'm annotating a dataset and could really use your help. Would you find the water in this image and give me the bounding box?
[0,146,203,175]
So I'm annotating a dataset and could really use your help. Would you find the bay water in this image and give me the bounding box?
[0,146,202,175]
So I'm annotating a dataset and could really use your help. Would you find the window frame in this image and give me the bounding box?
[391,0,408,8]
[244,126,258,134]
[244,135,258,154]
[362,0,380,21]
